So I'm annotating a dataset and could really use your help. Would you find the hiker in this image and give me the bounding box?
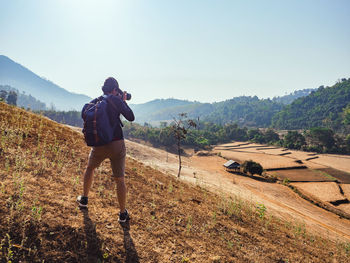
[77,77,135,223]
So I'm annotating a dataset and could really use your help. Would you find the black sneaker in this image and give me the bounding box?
[76,195,88,208]
[118,209,130,223]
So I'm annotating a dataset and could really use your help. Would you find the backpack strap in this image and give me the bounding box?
[93,103,99,143]
[106,96,124,127]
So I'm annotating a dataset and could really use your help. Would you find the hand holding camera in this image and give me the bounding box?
[116,88,131,101]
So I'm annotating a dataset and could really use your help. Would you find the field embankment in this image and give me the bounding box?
[1,102,350,262]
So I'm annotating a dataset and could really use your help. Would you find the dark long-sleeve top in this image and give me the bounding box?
[90,94,135,140]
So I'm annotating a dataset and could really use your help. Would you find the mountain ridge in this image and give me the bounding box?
[0,55,91,110]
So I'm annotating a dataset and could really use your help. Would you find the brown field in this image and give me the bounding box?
[212,149,302,169]
[216,142,350,175]
[268,169,336,182]
[2,103,350,262]
[212,141,350,217]
[310,155,350,173]
[214,141,350,182]
[290,182,345,202]
[317,168,350,184]
[219,142,350,172]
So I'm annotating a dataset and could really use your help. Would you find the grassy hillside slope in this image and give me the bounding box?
[0,102,349,262]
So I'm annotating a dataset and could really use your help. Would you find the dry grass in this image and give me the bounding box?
[1,102,350,262]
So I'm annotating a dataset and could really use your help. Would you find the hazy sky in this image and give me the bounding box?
[1,0,350,104]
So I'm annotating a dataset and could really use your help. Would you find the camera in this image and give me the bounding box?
[116,88,131,100]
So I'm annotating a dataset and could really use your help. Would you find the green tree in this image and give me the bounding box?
[6,91,17,106]
[247,129,262,140]
[264,129,280,143]
[305,127,335,152]
[0,90,7,101]
[241,160,263,175]
[282,131,306,150]
[343,104,350,125]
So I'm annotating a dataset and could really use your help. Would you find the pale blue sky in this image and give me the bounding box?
[1,0,349,104]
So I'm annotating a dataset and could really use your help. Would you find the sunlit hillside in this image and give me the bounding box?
[0,102,349,262]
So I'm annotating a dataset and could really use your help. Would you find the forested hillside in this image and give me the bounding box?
[144,102,213,124]
[129,99,203,124]
[129,89,320,127]
[130,97,284,127]
[272,79,350,130]
[40,110,83,127]
[0,85,47,110]
[203,96,284,127]
[272,88,316,104]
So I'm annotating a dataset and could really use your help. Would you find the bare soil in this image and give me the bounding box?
[317,168,350,184]
[268,169,336,182]
[125,140,350,243]
[290,182,345,202]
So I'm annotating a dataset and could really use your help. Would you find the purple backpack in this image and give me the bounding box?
[81,96,118,146]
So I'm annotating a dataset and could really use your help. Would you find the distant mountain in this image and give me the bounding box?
[129,97,284,127]
[0,85,47,110]
[130,99,201,124]
[272,78,350,130]
[0,55,91,110]
[272,88,316,104]
[129,85,346,128]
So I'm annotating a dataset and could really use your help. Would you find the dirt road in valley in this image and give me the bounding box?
[125,139,350,242]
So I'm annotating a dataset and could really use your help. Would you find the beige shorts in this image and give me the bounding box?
[87,139,126,177]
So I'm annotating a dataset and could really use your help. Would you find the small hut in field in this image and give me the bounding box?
[223,160,241,172]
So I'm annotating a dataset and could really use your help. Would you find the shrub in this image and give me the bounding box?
[241,160,263,175]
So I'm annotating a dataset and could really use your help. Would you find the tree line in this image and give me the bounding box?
[0,89,18,106]
[1,86,47,110]
[123,120,350,155]
[272,78,350,131]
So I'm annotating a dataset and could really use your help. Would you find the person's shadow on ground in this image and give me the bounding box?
[120,220,140,263]
[81,209,104,262]
[81,209,139,263]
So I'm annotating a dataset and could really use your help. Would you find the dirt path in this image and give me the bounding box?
[125,139,350,242]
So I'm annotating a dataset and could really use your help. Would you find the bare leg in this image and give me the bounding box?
[115,176,127,212]
[83,166,95,197]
